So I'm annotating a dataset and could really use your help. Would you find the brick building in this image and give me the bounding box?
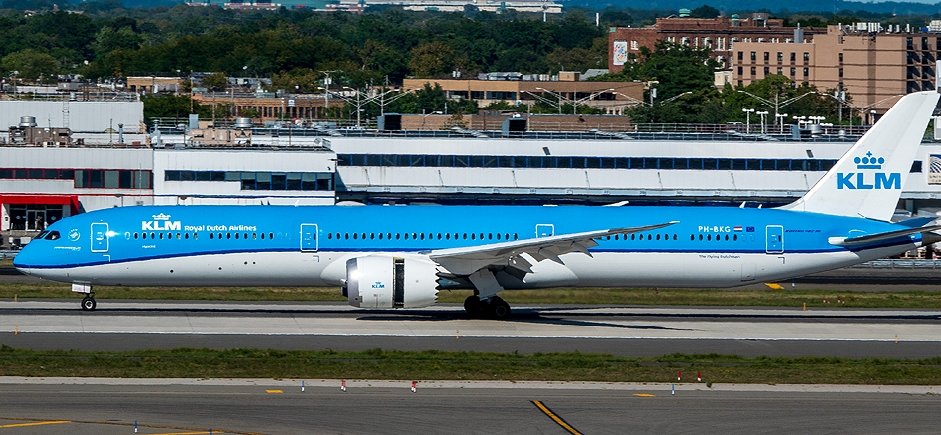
[608,13,821,71]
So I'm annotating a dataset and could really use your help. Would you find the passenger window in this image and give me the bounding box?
[421,233,426,240]
[379,233,384,240]
[656,234,661,241]
[733,234,738,241]
[361,233,366,240]
[404,233,409,240]
[134,232,139,239]
[395,233,400,240]
[699,234,703,241]
[673,234,677,240]
[185,233,190,239]
[353,233,358,240]
[690,234,694,241]
[647,234,652,241]
[471,233,476,240]
[479,233,484,240]
[327,233,332,240]
[411,233,417,240]
[514,233,518,240]
[151,232,156,239]
[707,235,712,241]
[260,233,265,240]
[463,233,468,240]
[386,233,392,239]
[252,233,256,240]
[437,233,442,240]
[370,233,375,240]
[504,233,510,240]
[159,233,164,240]
[269,232,274,240]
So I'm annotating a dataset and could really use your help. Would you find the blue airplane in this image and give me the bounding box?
[14,91,941,319]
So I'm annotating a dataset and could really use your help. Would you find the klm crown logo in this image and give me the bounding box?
[837,151,901,190]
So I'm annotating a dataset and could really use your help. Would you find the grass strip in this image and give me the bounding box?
[2,346,941,385]
[4,281,941,309]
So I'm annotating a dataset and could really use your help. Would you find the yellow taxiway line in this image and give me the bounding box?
[531,400,582,435]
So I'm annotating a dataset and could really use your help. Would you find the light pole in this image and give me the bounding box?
[742,108,755,134]
[526,87,564,115]
[737,89,817,125]
[571,88,614,114]
[775,113,788,133]
[756,110,768,134]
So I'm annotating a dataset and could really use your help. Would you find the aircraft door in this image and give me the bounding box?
[535,224,554,238]
[765,225,784,254]
[91,222,109,253]
[300,223,318,252]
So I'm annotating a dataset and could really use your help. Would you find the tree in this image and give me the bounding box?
[690,5,721,19]
[414,83,447,113]
[201,72,228,92]
[408,41,457,78]
[1,49,59,82]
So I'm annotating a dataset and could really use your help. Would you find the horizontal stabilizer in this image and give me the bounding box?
[829,225,941,247]
[895,217,937,228]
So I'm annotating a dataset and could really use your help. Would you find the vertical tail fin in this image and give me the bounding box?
[780,91,940,221]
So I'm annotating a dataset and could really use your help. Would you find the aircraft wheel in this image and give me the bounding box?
[81,296,97,311]
[464,295,482,318]
[489,297,512,320]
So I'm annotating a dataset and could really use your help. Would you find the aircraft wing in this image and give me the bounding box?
[427,221,679,275]
[829,225,941,247]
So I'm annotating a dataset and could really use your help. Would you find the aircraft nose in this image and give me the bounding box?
[11,245,36,275]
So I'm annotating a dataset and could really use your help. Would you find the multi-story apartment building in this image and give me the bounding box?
[733,24,937,117]
[608,13,820,71]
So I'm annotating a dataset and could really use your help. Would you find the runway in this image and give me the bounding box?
[2,301,940,357]
[1,378,939,434]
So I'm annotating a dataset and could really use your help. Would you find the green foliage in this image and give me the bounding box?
[1,49,59,81]
[201,72,228,92]
[0,8,604,84]
[690,5,721,19]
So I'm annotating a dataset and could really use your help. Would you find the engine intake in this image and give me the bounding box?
[344,255,440,308]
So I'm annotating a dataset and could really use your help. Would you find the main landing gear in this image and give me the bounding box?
[81,293,97,311]
[464,295,512,320]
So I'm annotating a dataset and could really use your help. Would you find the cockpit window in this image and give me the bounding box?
[44,231,60,240]
[36,231,49,239]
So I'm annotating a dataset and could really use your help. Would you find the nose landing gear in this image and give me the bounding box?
[81,294,97,311]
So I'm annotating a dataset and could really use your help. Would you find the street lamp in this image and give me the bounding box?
[737,89,817,125]
[571,88,614,114]
[742,108,755,134]
[535,87,565,114]
[775,113,788,133]
[755,110,768,134]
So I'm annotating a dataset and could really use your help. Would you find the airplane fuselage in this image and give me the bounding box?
[13,204,921,289]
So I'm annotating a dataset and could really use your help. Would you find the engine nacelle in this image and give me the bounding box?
[343,255,440,308]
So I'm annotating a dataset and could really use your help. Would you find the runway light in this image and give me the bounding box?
[301,380,305,392]
[341,379,347,392]
[676,370,682,381]
[410,380,417,393]
[671,384,675,395]
[697,371,702,382]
